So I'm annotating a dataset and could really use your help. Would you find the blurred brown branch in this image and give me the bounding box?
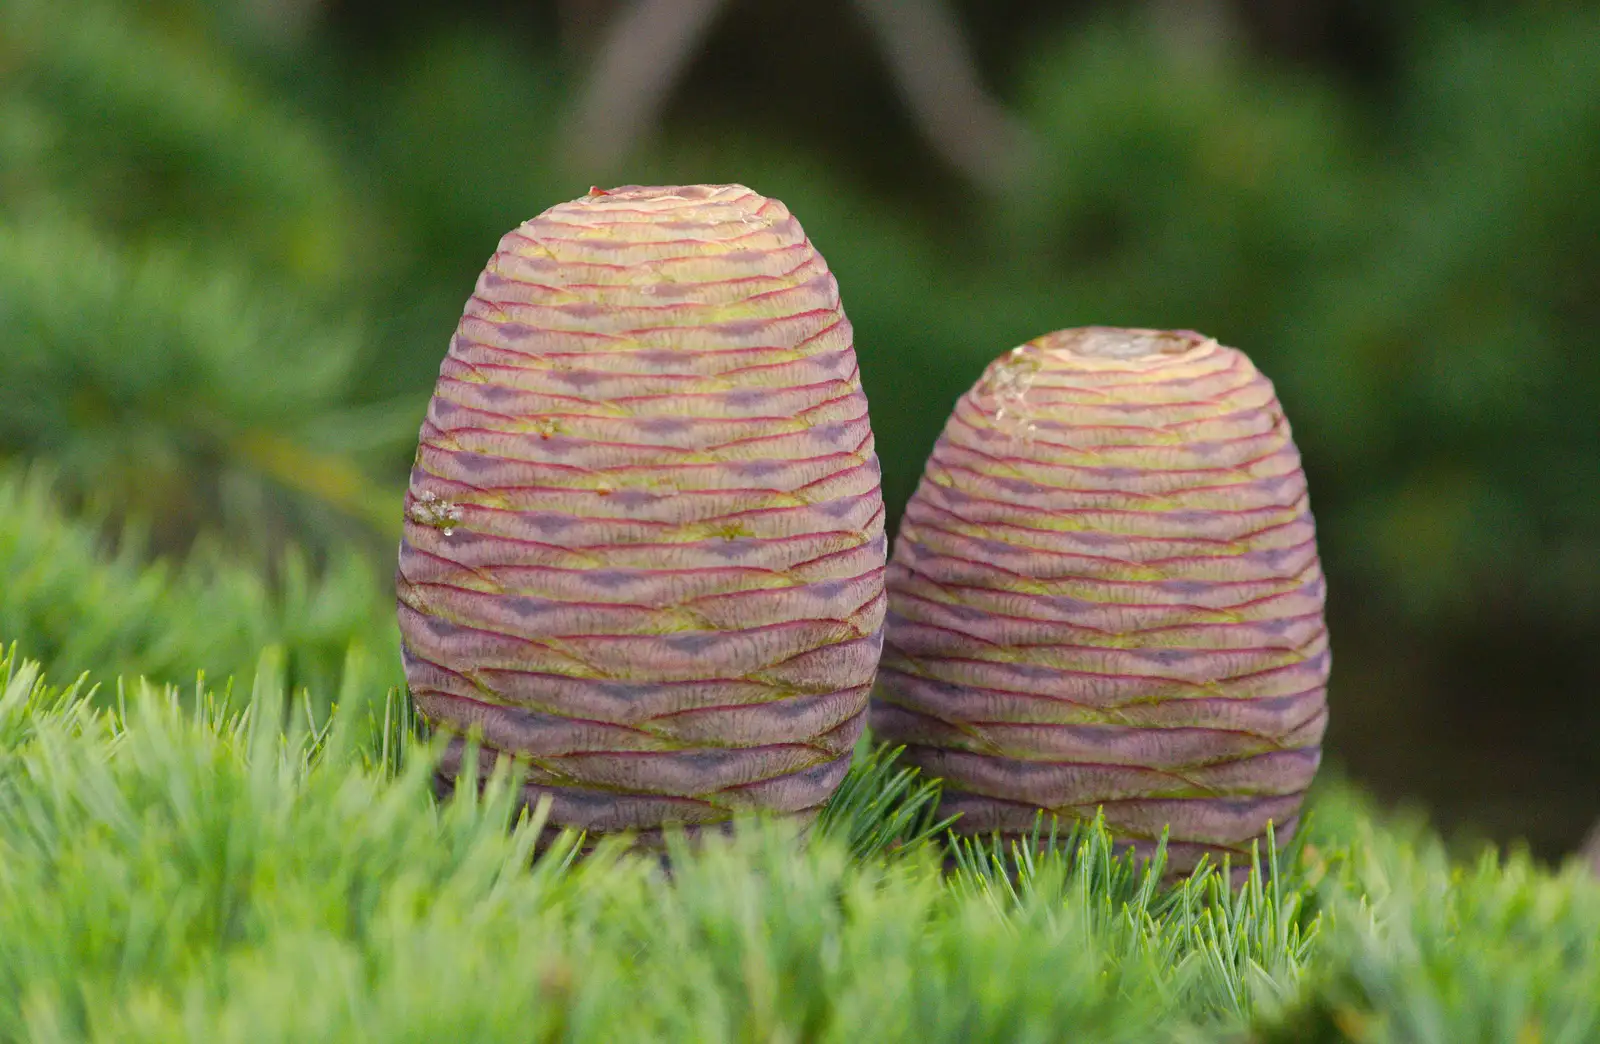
[1584,820,1600,877]
[559,0,728,174]
[557,0,1033,192]
[851,0,1034,191]
[237,0,325,46]
[1147,0,1235,68]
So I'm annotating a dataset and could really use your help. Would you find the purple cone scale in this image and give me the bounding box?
[397,185,887,841]
[871,327,1329,873]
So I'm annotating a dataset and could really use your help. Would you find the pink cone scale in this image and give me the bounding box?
[397,184,887,841]
[871,327,1328,873]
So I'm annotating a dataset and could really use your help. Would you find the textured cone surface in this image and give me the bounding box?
[871,327,1328,872]
[397,185,886,839]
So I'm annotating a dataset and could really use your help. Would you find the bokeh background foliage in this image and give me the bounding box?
[1,0,1596,855]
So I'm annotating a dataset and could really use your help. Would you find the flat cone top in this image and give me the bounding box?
[553,183,779,235]
[498,183,810,297]
[1032,326,1214,361]
[582,183,752,204]
[973,327,1243,440]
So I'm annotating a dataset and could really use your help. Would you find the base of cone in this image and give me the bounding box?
[430,768,823,859]
[432,734,846,838]
[934,786,1303,879]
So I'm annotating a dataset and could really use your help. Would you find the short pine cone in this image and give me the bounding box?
[398,185,887,842]
[871,327,1329,873]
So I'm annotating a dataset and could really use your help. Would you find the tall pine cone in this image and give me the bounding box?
[872,327,1328,872]
[398,185,886,842]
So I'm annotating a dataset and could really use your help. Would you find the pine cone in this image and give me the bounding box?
[872,327,1328,873]
[398,185,886,842]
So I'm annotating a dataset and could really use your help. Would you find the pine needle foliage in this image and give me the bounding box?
[2,638,1595,1043]
[2,4,1598,1039]
[814,741,952,862]
[0,224,410,547]
[1260,815,1600,1043]
[0,468,397,693]
[0,0,368,288]
[946,815,1320,1025]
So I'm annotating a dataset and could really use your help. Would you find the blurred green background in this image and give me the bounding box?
[2,0,1596,856]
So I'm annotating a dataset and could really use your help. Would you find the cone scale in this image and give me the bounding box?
[871,327,1328,872]
[397,185,887,842]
